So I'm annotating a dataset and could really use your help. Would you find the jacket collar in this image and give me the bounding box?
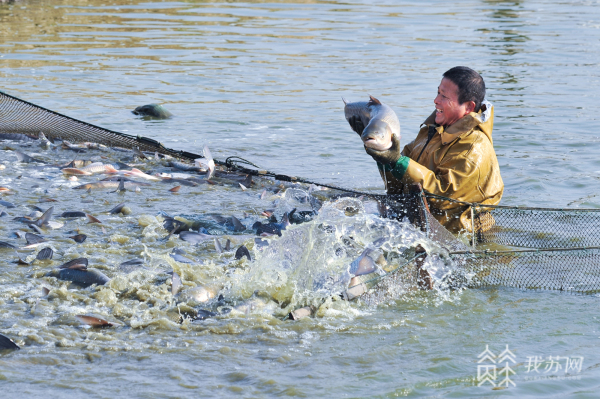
[421,104,493,145]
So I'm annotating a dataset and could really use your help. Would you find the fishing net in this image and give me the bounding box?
[452,247,600,294]
[472,205,600,249]
[0,90,203,161]
[416,197,600,294]
[2,89,600,294]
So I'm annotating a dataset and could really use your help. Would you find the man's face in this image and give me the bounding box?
[434,78,470,127]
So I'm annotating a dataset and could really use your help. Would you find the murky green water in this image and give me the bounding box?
[1,0,600,397]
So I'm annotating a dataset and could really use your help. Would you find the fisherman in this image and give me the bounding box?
[354,66,504,233]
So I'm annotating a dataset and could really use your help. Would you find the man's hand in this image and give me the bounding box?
[365,134,401,166]
[347,116,365,136]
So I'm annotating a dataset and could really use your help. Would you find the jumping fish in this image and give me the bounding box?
[62,162,118,176]
[195,145,215,180]
[122,168,161,181]
[252,212,290,236]
[0,200,16,208]
[163,217,190,235]
[61,141,87,153]
[118,258,145,273]
[60,159,94,169]
[179,231,212,244]
[132,104,173,119]
[167,162,205,173]
[14,150,45,164]
[73,180,151,190]
[69,234,87,243]
[231,295,276,315]
[172,271,182,295]
[343,96,401,151]
[46,268,110,287]
[170,248,196,264]
[60,211,87,218]
[0,133,37,142]
[212,215,246,232]
[38,132,51,149]
[157,171,195,179]
[25,232,46,245]
[176,285,216,304]
[160,178,199,187]
[76,315,118,328]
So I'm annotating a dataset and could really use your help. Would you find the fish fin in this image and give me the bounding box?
[34,206,54,227]
[0,333,20,350]
[17,257,30,265]
[225,239,231,251]
[368,95,381,106]
[105,165,118,174]
[203,145,213,162]
[203,145,215,180]
[281,212,290,228]
[133,147,147,159]
[172,271,182,296]
[356,255,376,276]
[86,214,102,224]
[234,245,251,261]
[230,216,245,232]
[342,97,347,105]
[114,178,125,193]
[109,202,125,214]
[131,168,143,174]
[214,238,223,254]
[65,263,88,271]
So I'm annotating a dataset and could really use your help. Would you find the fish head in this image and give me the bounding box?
[361,119,394,151]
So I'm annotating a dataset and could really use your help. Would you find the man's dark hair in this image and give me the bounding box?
[442,66,486,112]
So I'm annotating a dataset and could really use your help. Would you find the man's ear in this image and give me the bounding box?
[464,101,476,114]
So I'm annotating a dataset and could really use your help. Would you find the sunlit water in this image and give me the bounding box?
[1,0,600,397]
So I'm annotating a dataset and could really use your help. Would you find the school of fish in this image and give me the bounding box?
[0,101,428,351]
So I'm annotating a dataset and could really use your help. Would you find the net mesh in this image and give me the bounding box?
[473,205,600,248]
[451,248,600,294]
[0,90,202,160]
[431,203,600,294]
[3,90,600,294]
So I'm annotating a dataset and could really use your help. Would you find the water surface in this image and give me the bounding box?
[1,0,600,397]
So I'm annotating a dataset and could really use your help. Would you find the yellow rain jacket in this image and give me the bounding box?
[377,102,504,233]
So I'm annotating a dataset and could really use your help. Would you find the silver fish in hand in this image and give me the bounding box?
[343,96,401,151]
